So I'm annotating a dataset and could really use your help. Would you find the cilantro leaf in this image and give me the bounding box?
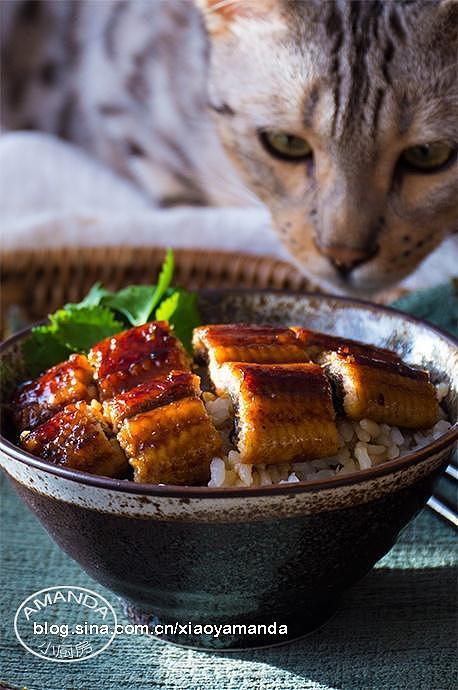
[149,248,174,314]
[21,325,73,378]
[103,249,174,326]
[69,281,112,309]
[20,307,123,378]
[48,306,123,352]
[18,248,201,376]
[68,250,175,327]
[156,289,200,352]
[102,285,157,327]
[0,357,24,402]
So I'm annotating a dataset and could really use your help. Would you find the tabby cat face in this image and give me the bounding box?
[200,0,457,294]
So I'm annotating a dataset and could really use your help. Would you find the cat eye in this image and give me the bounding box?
[259,131,312,162]
[401,142,455,172]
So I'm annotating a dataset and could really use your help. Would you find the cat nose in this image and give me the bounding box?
[316,243,379,277]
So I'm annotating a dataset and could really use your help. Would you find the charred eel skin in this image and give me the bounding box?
[117,396,222,485]
[12,354,97,433]
[20,401,128,477]
[103,370,201,431]
[89,321,191,400]
[321,349,439,429]
[219,362,339,466]
[193,323,310,393]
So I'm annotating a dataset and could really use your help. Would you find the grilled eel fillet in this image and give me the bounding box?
[12,354,97,433]
[292,328,400,364]
[218,362,338,465]
[88,321,191,399]
[293,328,440,428]
[20,401,128,477]
[103,370,201,431]
[320,349,439,429]
[193,324,310,393]
[117,397,222,485]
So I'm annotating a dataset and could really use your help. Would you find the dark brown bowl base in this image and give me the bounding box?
[7,464,443,650]
[121,598,340,650]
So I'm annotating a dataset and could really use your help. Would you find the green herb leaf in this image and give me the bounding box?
[149,248,175,315]
[68,281,111,309]
[0,357,21,401]
[72,249,175,327]
[18,248,200,376]
[20,307,123,378]
[21,326,73,378]
[102,285,157,327]
[49,306,123,352]
[156,289,200,352]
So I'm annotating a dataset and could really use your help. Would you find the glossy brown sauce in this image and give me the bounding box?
[335,348,429,381]
[22,404,97,458]
[12,354,96,432]
[199,323,299,348]
[105,370,199,425]
[89,322,183,378]
[13,354,93,407]
[295,328,428,381]
[295,328,398,361]
[89,322,190,397]
[238,363,332,398]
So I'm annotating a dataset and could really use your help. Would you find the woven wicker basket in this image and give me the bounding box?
[1,247,315,334]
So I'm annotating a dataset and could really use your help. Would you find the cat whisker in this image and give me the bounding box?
[166,158,260,206]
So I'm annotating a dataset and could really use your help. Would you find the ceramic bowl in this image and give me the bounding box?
[1,290,457,650]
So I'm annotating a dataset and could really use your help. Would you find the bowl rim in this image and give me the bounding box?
[1,288,457,499]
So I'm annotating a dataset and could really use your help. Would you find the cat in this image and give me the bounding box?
[1,0,457,295]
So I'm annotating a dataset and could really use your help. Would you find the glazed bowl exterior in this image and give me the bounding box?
[1,290,457,649]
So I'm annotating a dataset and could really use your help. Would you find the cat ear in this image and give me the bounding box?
[196,0,279,34]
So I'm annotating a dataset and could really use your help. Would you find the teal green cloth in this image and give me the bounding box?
[392,280,458,338]
[1,476,456,690]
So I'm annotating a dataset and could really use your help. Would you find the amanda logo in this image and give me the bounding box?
[14,585,117,662]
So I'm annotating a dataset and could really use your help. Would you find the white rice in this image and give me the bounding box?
[204,395,232,427]
[205,383,452,488]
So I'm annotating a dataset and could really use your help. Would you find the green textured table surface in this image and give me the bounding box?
[1,474,456,690]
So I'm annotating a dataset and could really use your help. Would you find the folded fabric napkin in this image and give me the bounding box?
[0,132,282,258]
